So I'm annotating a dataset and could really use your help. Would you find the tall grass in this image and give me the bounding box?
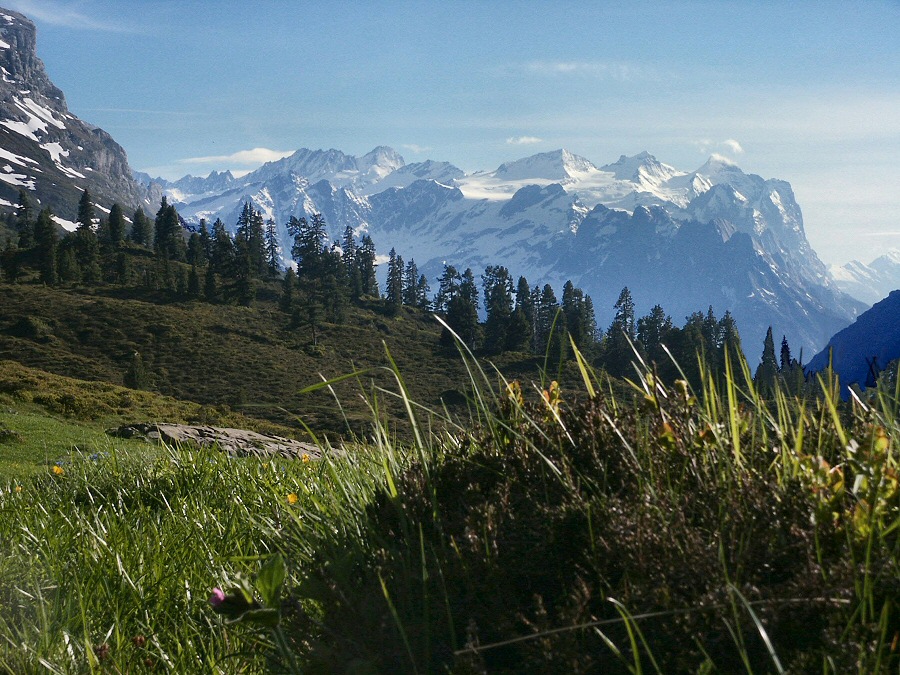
[1,342,899,672]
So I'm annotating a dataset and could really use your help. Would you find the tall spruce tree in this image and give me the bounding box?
[131,208,153,247]
[482,265,514,354]
[264,218,281,277]
[73,190,101,283]
[357,234,378,297]
[33,209,56,285]
[754,327,779,393]
[16,190,34,248]
[403,259,419,306]
[106,203,126,248]
[386,248,404,307]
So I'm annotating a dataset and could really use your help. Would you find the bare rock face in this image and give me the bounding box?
[0,8,145,217]
[108,423,323,460]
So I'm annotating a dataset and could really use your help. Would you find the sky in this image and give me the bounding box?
[5,0,900,266]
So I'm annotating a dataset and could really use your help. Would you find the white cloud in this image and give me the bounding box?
[722,138,744,154]
[506,136,542,145]
[179,147,294,166]
[5,0,140,32]
[402,144,432,154]
[520,60,652,81]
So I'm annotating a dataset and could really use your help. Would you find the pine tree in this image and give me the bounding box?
[414,274,431,310]
[199,219,211,260]
[280,267,296,313]
[131,208,153,247]
[341,226,362,299]
[754,327,779,393]
[209,218,234,276]
[508,276,533,352]
[107,203,126,248]
[264,218,281,277]
[33,208,57,286]
[403,259,419,306]
[357,234,378,297]
[154,198,185,261]
[780,335,792,373]
[637,304,674,365]
[1,238,21,283]
[77,189,95,231]
[434,264,460,314]
[482,265,514,354]
[603,287,638,377]
[124,351,149,390]
[386,248,404,307]
[16,190,33,249]
[442,268,479,349]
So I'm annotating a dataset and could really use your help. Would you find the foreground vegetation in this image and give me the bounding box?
[2,337,900,672]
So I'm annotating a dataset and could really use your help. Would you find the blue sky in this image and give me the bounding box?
[6,0,900,265]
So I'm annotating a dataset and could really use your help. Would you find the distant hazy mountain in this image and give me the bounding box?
[830,250,900,307]
[0,8,144,226]
[806,290,900,395]
[141,146,862,355]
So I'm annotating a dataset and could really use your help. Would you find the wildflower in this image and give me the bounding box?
[93,643,110,662]
[287,492,299,505]
[301,453,310,463]
[14,486,22,493]
[209,588,226,608]
[52,465,64,476]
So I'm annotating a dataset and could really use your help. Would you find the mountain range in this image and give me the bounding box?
[140,146,864,356]
[0,6,872,358]
[830,251,900,307]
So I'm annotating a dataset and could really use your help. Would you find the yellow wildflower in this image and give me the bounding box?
[14,486,22,493]
[301,453,311,463]
[287,493,299,505]
[52,465,64,476]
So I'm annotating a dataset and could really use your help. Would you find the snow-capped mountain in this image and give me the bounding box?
[830,250,900,307]
[147,144,863,356]
[0,8,143,225]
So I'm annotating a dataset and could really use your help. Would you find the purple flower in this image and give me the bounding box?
[209,588,226,607]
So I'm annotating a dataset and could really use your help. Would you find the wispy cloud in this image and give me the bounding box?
[402,144,432,154]
[506,136,542,145]
[722,138,744,154]
[493,60,655,82]
[693,138,744,156]
[5,0,141,33]
[179,148,294,166]
[82,108,205,117]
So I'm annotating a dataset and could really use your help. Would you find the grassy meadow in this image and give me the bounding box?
[1,337,900,672]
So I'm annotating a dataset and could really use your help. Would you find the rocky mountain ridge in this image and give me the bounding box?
[0,8,144,225]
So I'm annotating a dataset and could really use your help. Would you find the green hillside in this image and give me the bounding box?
[0,282,569,439]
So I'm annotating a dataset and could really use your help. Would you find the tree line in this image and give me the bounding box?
[2,190,802,389]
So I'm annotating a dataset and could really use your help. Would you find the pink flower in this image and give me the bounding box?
[209,588,226,607]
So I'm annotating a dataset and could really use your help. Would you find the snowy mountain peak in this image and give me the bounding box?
[600,151,680,185]
[356,145,405,181]
[695,154,744,181]
[494,149,598,181]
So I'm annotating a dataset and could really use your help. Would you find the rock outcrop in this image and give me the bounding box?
[108,423,323,460]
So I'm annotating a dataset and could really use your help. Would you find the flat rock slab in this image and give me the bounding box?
[108,423,322,460]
